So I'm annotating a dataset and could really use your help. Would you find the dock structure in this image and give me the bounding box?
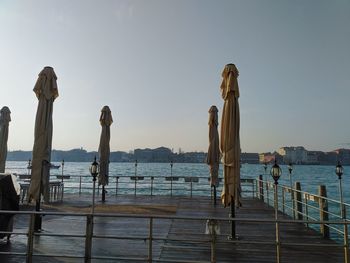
[0,192,346,263]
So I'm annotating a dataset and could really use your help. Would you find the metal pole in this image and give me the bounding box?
[148,218,153,263]
[289,171,295,219]
[26,213,35,263]
[266,174,269,206]
[190,180,193,198]
[92,176,96,214]
[134,160,137,196]
[134,179,137,196]
[34,160,47,232]
[84,214,93,263]
[102,185,105,203]
[229,196,236,239]
[275,182,281,263]
[151,177,154,196]
[170,162,173,196]
[339,178,349,263]
[213,186,217,206]
[211,231,216,263]
[115,176,119,196]
[79,176,82,195]
[61,161,64,201]
[170,177,173,197]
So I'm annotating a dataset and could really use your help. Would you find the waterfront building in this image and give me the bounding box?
[278,146,307,164]
[241,152,259,164]
[333,148,350,165]
[259,152,283,164]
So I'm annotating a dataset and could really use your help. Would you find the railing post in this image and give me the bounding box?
[266,177,270,206]
[211,231,216,263]
[318,185,329,238]
[151,177,154,196]
[148,217,153,263]
[79,176,82,195]
[170,177,173,197]
[134,178,137,196]
[305,195,309,228]
[274,183,281,263]
[84,214,93,263]
[259,175,264,201]
[295,182,303,220]
[115,176,119,196]
[26,213,35,263]
[190,180,193,198]
[252,180,255,198]
[282,188,285,214]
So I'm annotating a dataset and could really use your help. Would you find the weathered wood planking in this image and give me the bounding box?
[0,194,346,262]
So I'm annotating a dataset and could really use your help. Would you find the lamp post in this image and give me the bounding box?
[263,162,269,205]
[336,161,348,263]
[27,159,31,175]
[288,163,295,218]
[270,160,282,263]
[61,159,65,201]
[89,157,99,214]
[170,160,174,196]
[134,159,138,196]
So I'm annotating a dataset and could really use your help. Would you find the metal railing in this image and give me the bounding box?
[0,210,349,263]
[17,175,257,201]
[257,174,350,258]
[5,175,350,262]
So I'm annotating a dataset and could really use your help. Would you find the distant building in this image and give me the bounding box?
[305,151,322,164]
[333,149,350,165]
[259,152,282,164]
[278,146,307,164]
[241,152,259,164]
[318,151,338,165]
[134,147,173,162]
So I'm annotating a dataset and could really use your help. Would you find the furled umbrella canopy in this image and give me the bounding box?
[206,105,220,187]
[28,67,59,202]
[220,64,241,207]
[0,106,11,173]
[98,106,113,187]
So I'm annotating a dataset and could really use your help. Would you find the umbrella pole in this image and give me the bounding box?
[102,185,105,203]
[34,160,46,232]
[213,186,217,206]
[230,196,236,239]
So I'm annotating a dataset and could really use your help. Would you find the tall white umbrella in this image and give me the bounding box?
[0,107,11,173]
[28,67,59,203]
[98,106,113,202]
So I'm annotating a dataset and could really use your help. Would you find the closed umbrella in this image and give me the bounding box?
[28,66,59,204]
[220,64,241,238]
[98,106,113,202]
[206,105,220,205]
[0,107,11,173]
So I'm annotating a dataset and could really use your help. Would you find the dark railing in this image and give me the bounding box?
[5,175,350,262]
[0,210,349,263]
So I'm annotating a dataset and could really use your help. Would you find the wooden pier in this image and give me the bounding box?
[0,194,346,262]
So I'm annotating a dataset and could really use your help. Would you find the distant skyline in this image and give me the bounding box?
[1,1,349,153]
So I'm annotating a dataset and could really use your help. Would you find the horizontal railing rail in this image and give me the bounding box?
[257,174,350,262]
[0,209,349,263]
[17,175,257,201]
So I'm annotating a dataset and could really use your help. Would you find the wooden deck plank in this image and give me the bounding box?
[0,194,347,262]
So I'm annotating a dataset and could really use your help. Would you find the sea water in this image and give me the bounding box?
[6,161,349,202]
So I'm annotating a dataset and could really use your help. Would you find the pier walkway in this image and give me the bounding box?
[0,193,345,262]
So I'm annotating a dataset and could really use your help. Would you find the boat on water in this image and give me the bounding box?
[27,163,61,169]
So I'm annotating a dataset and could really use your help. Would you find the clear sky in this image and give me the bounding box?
[0,0,349,153]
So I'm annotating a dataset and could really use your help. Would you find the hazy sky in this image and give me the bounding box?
[0,0,349,153]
